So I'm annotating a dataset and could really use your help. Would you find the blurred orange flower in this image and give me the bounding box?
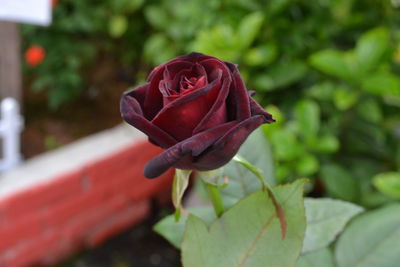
[25,45,45,67]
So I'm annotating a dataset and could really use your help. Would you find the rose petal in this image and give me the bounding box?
[148,58,191,81]
[144,60,193,119]
[143,121,237,178]
[151,70,223,141]
[146,54,221,113]
[200,58,232,81]
[224,62,251,121]
[193,63,208,79]
[143,66,165,120]
[163,61,193,81]
[193,73,230,134]
[249,95,275,123]
[170,63,207,84]
[166,68,192,95]
[120,88,177,148]
[192,115,267,170]
[126,84,147,112]
[177,52,212,63]
[162,63,209,105]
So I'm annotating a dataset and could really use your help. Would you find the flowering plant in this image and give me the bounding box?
[121,53,364,267]
[120,52,274,178]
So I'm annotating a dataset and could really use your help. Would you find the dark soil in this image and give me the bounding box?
[58,210,181,267]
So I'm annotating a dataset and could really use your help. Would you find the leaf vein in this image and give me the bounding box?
[354,226,400,267]
[236,182,304,267]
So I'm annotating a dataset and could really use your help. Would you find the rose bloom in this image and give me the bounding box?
[121,52,274,178]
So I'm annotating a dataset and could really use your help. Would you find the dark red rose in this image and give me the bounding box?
[121,52,274,178]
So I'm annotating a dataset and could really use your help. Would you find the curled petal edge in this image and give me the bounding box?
[143,121,237,178]
[193,115,269,170]
[120,92,177,148]
[249,96,275,123]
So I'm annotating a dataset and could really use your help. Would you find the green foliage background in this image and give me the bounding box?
[23,0,400,207]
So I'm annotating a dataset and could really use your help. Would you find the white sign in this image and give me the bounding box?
[0,0,51,26]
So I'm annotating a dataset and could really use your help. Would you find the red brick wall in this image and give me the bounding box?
[0,141,173,267]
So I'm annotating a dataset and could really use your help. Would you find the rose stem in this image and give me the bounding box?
[204,182,224,218]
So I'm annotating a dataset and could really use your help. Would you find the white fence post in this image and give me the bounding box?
[0,97,23,172]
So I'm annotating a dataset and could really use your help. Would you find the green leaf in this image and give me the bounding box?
[145,5,169,29]
[360,191,393,208]
[356,98,383,123]
[253,74,275,91]
[192,25,239,61]
[361,71,400,97]
[254,61,307,91]
[296,248,335,267]
[383,95,400,107]
[320,164,359,202]
[302,198,364,253]
[295,154,319,176]
[111,0,144,13]
[373,172,400,199]
[265,0,291,15]
[221,128,275,208]
[237,12,265,49]
[269,129,302,161]
[333,86,359,111]
[345,119,387,156]
[108,15,128,38]
[276,165,291,183]
[356,27,390,73]
[312,135,340,154]
[309,50,356,82]
[397,147,400,170]
[306,82,335,101]
[295,99,320,140]
[144,34,177,65]
[335,203,400,267]
[233,154,287,238]
[182,180,307,267]
[244,43,278,66]
[154,206,216,249]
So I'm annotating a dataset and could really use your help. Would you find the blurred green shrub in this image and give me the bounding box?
[142,0,400,208]
[22,0,146,108]
[22,0,400,208]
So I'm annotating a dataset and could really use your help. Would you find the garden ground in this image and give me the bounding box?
[58,211,181,267]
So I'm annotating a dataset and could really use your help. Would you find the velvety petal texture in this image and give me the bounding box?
[120,52,275,178]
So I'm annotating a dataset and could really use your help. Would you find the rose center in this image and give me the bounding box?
[179,75,206,94]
